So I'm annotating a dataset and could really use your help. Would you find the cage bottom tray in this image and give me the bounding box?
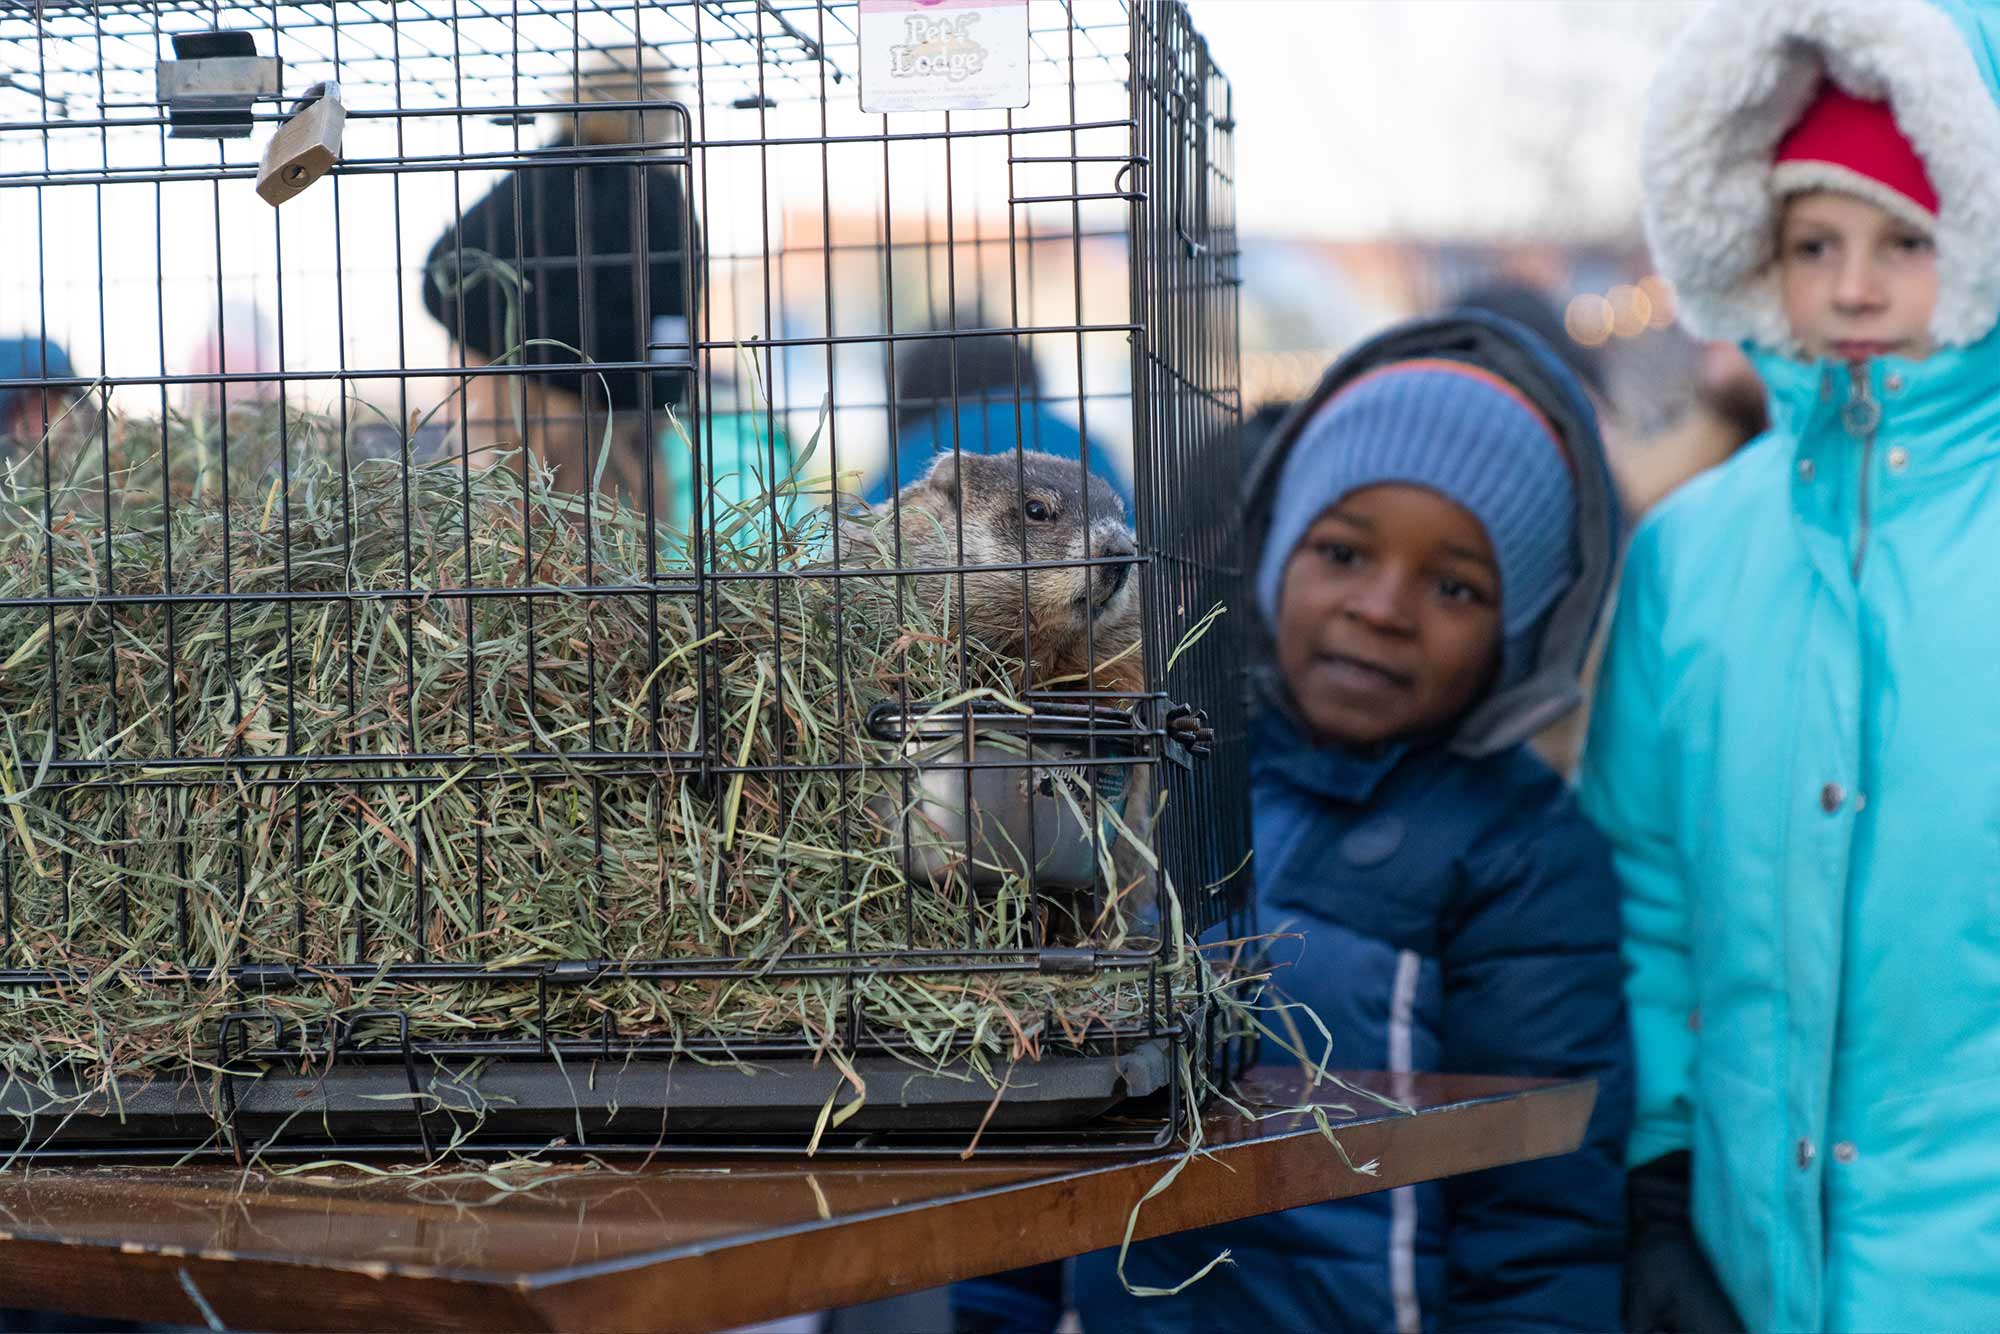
[0,1039,1176,1154]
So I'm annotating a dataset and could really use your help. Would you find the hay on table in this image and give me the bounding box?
[0,404,1208,1127]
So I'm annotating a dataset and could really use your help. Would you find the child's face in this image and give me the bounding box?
[1275,483,1503,749]
[1778,189,1938,363]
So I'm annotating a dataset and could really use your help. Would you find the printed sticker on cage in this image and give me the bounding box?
[858,0,1029,114]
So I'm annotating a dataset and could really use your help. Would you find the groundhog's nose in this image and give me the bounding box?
[1106,553,1133,595]
[1092,530,1137,602]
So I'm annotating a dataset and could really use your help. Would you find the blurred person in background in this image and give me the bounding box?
[0,335,94,472]
[179,299,281,424]
[863,321,1131,511]
[421,51,696,509]
[1454,280,1613,416]
[1615,337,1769,516]
[423,51,797,533]
[1453,277,1770,521]
[0,336,80,446]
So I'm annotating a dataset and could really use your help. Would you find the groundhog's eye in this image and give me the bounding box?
[1023,499,1054,523]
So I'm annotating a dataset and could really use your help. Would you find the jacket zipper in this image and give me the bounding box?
[1843,365,1881,580]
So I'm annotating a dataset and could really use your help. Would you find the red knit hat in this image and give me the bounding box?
[1771,84,1940,228]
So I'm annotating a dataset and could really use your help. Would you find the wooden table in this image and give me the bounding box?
[0,1068,1593,1332]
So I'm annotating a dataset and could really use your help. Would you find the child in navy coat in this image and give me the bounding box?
[1055,313,1633,1333]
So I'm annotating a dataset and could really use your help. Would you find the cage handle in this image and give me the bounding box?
[213,1011,293,1146]
[334,1008,436,1158]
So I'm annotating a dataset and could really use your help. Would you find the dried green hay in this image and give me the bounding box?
[0,399,1225,1139]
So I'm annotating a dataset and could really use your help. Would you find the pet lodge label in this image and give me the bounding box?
[859,0,1030,114]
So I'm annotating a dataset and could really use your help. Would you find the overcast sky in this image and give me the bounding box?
[1182,0,1704,243]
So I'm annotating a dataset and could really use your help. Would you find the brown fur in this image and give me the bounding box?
[852,450,1144,695]
[853,449,1163,939]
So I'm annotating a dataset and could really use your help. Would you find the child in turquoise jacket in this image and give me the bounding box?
[1582,1,2000,1329]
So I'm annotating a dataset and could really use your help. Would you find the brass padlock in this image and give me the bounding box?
[257,82,345,206]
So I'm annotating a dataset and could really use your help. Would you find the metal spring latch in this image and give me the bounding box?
[155,30,280,140]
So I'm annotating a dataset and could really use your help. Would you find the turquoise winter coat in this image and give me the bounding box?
[1582,2,2000,1330]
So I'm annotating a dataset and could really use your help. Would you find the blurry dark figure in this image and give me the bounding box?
[866,321,1132,510]
[1238,399,1294,477]
[422,56,700,516]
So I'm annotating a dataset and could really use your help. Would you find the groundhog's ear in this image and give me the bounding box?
[917,451,961,502]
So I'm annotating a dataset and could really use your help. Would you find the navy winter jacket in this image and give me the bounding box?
[1070,707,1633,1332]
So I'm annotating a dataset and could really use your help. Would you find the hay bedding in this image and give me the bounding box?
[0,405,1196,1128]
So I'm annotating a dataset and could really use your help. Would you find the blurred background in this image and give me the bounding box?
[1188,0,1692,383]
[1185,0,1760,515]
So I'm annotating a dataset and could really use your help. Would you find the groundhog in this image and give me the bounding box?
[855,449,1144,695]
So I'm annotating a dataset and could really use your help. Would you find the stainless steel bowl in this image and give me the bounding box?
[866,700,1140,891]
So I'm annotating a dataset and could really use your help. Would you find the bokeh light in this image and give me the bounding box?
[1565,293,1615,348]
[1608,284,1653,338]
[1638,273,1678,329]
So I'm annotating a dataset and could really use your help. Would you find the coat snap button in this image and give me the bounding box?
[1797,458,1816,482]
[1834,1141,1858,1164]
[1820,783,1844,814]
[1854,792,1867,813]
[1887,446,1909,474]
[1797,1137,1816,1169]
[1340,815,1406,869]
[1885,372,1906,394]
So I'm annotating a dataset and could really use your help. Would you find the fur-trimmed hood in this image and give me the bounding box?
[1643,0,2000,352]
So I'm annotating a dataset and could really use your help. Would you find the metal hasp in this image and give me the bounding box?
[257,81,344,205]
[865,699,1146,892]
[155,29,279,139]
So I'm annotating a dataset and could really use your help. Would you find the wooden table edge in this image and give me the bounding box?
[530,1075,1598,1331]
[0,1075,1597,1332]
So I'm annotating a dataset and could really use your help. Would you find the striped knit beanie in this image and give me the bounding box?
[1255,357,1578,688]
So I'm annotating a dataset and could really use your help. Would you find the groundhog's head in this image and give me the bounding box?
[883,449,1140,682]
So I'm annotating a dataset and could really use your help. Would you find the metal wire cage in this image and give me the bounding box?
[0,0,1247,1157]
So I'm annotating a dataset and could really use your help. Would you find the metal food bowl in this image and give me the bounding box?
[865,699,1142,892]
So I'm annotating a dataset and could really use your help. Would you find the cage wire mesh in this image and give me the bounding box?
[0,0,1247,1157]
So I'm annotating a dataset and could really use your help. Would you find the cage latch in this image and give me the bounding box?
[258,82,345,207]
[156,30,280,140]
[233,962,301,991]
[1037,947,1095,975]
[543,960,604,986]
